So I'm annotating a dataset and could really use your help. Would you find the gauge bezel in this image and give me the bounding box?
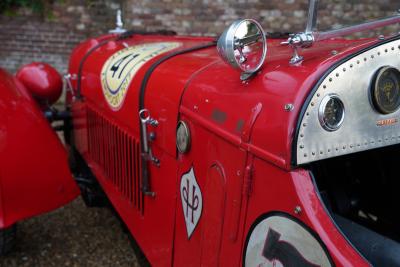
[318,94,345,132]
[176,121,191,154]
[370,66,400,115]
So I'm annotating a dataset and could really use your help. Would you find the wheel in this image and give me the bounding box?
[0,224,16,256]
[79,183,108,208]
[68,146,108,208]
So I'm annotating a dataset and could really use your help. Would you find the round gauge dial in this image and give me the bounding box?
[318,94,345,131]
[371,66,400,114]
[176,121,191,153]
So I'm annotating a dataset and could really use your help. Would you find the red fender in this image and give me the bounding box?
[0,69,79,228]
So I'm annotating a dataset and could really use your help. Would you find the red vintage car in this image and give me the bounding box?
[0,64,79,255]
[8,1,400,266]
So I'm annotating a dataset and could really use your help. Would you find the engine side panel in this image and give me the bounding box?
[70,36,219,266]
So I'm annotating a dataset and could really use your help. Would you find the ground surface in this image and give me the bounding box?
[0,198,139,267]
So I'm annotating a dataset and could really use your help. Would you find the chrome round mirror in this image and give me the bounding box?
[217,19,267,79]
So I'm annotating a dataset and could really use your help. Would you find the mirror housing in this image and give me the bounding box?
[16,62,62,107]
[217,19,267,80]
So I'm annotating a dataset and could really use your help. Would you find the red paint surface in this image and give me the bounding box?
[16,62,63,106]
[0,69,79,229]
[67,32,389,266]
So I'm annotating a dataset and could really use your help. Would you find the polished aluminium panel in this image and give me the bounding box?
[296,39,400,165]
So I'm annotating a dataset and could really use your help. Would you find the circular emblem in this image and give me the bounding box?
[371,66,400,114]
[100,42,180,110]
[243,213,333,267]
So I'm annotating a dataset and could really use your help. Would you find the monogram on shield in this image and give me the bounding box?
[182,178,199,223]
[180,167,203,238]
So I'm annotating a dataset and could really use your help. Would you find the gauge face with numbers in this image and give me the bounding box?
[100,42,180,110]
[318,94,345,131]
[371,66,400,115]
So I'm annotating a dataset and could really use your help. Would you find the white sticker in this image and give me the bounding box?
[245,214,332,267]
[180,167,203,238]
[100,42,180,110]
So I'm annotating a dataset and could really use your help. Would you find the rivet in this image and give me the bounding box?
[300,134,304,138]
[327,149,331,153]
[306,112,310,116]
[294,206,302,214]
[357,60,360,64]
[385,49,388,53]
[336,73,339,77]
[378,52,381,55]
[317,93,320,97]
[363,57,367,61]
[312,152,316,156]
[323,85,327,89]
[331,50,338,55]
[320,151,323,155]
[392,47,395,50]
[284,103,294,111]
[343,68,346,72]
[304,153,307,157]
[303,123,307,127]
[311,102,315,106]
[343,145,346,149]
[371,55,374,59]
[350,144,353,148]
[378,35,385,40]
[149,132,156,141]
[300,145,304,149]
[329,78,333,82]
[237,170,241,176]
[350,64,353,68]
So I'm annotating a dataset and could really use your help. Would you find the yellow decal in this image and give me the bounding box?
[101,42,180,110]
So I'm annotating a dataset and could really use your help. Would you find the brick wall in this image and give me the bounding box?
[0,0,399,74]
[124,0,399,35]
[0,0,120,74]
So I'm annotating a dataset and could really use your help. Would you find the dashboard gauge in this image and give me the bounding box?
[318,94,345,131]
[371,66,400,114]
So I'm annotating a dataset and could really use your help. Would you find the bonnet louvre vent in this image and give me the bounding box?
[86,106,144,213]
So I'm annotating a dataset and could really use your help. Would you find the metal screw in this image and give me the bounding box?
[284,103,294,111]
[149,132,156,141]
[294,206,302,214]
